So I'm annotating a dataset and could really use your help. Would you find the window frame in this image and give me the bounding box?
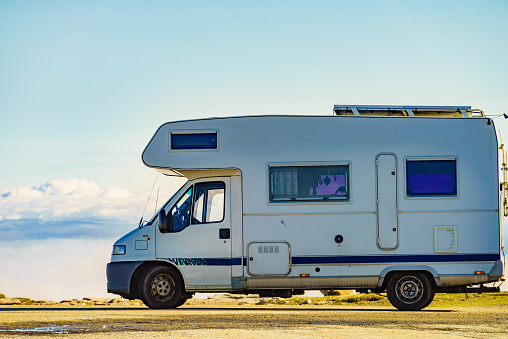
[404,156,459,199]
[192,181,226,224]
[169,129,219,152]
[168,186,194,231]
[158,180,226,233]
[267,162,352,205]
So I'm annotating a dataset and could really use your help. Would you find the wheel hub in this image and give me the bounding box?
[396,276,423,303]
[151,274,174,301]
[400,281,419,299]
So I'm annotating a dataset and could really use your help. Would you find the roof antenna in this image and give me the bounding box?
[139,172,159,228]
[155,187,160,214]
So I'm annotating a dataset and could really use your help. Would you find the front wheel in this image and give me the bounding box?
[138,266,184,309]
[386,272,435,311]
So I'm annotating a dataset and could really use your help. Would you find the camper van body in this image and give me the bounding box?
[107,108,505,310]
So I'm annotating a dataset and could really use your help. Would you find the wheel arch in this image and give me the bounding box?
[377,265,441,288]
[130,260,186,299]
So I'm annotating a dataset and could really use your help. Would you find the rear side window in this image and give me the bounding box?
[269,165,349,202]
[406,160,457,196]
[171,132,217,150]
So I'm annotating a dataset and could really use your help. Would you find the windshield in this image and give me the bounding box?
[143,181,189,226]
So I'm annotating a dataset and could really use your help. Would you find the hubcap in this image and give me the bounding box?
[395,276,423,304]
[151,274,175,301]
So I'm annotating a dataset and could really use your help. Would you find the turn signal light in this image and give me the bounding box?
[475,271,485,275]
[300,274,309,277]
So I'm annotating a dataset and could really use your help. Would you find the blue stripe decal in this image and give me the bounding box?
[292,253,500,265]
[231,257,243,266]
[162,253,499,266]
[161,257,243,266]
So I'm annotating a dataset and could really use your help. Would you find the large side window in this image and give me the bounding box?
[269,165,349,202]
[406,159,457,196]
[192,182,225,224]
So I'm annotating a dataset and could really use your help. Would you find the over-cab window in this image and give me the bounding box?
[406,159,457,196]
[269,165,349,202]
[171,132,217,150]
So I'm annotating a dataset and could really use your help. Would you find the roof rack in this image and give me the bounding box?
[333,105,484,118]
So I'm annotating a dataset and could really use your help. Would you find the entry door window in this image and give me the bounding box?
[192,182,225,224]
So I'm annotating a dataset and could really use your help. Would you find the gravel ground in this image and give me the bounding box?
[0,304,507,338]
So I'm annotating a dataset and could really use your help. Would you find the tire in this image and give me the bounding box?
[173,297,189,308]
[386,272,435,311]
[138,266,184,309]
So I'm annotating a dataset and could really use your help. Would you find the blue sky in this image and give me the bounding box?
[0,1,507,300]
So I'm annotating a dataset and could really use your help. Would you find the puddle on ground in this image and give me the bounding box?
[0,325,91,334]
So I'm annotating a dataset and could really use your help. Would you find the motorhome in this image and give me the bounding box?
[107,105,505,311]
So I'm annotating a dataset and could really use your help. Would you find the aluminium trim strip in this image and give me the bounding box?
[244,209,497,217]
[399,209,498,214]
[244,211,376,216]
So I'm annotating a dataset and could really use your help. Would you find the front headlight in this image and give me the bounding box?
[113,245,126,255]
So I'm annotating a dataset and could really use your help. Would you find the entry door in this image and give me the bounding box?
[156,177,232,287]
[376,154,399,250]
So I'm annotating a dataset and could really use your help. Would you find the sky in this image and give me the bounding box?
[0,0,507,300]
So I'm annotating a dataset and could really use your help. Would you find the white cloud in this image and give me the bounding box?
[0,178,185,301]
[1,178,141,222]
[0,179,147,240]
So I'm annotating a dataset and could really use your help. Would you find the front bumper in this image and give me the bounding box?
[106,261,144,298]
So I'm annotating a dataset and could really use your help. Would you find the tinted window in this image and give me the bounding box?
[171,133,217,150]
[169,187,193,232]
[406,160,457,196]
[269,165,349,202]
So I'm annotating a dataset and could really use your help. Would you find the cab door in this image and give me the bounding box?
[156,177,232,288]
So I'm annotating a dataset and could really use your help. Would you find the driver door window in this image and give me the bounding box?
[169,187,193,232]
[168,182,225,232]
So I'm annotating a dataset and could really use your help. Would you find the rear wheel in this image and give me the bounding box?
[386,272,435,311]
[138,266,184,309]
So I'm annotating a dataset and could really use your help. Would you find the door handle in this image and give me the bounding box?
[219,228,230,239]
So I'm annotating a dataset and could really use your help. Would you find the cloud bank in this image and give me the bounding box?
[0,178,145,240]
[0,178,183,300]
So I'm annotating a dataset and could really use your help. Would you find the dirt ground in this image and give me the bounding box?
[1,303,507,338]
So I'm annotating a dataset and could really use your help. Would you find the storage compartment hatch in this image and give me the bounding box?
[247,242,291,276]
[434,226,458,253]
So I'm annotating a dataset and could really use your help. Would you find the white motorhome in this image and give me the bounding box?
[107,105,505,311]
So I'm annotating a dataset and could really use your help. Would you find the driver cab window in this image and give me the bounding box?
[168,182,225,232]
[193,182,225,224]
[169,187,193,232]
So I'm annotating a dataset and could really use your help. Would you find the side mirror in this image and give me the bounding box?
[158,209,173,233]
